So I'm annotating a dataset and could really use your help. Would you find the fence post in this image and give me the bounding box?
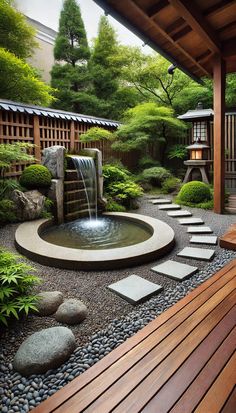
[33,115,41,162]
[70,120,75,152]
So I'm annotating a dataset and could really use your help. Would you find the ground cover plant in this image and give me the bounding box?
[175,181,213,209]
[0,248,40,326]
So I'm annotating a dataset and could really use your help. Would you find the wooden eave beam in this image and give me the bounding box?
[203,0,236,18]
[222,37,236,58]
[168,0,222,54]
[147,0,169,18]
[128,0,211,76]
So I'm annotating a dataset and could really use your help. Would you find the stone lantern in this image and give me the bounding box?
[178,103,213,184]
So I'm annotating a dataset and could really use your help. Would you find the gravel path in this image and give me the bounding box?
[0,196,236,412]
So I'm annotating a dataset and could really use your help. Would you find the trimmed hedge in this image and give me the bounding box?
[20,164,52,189]
[175,181,213,209]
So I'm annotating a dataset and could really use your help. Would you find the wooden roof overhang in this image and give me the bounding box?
[94,0,236,214]
[93,0,236,80]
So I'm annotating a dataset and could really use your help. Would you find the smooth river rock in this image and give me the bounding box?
[36,291,64,316]
[55,299,88,325]
[13,327,76,376]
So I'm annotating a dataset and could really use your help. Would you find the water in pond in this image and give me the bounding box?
[40,216,153,250]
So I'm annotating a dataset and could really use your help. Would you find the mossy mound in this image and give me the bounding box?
[176,181,213,209]
[20,164,52,189]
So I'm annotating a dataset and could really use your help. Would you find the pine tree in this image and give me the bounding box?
[51,0,91,112]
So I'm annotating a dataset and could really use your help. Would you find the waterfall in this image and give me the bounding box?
[71,156,97,220]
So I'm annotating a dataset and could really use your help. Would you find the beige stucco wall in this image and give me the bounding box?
[28,37,55,84]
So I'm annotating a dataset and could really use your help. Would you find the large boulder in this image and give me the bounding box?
[36,291,64,316]
[55,299,88,325]
[13,327,76,376]
[11,190,45,221]
[42,146,66,179]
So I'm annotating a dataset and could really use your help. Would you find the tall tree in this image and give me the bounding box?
[51,0,91,112]
[0,0,54,105]
[87,16,141,119]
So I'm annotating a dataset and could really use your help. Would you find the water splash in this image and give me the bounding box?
[71,155,97,220]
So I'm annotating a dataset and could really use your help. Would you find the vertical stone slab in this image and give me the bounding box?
[48,179,64,224]
[82,148,106,208]
[42,145,66,179]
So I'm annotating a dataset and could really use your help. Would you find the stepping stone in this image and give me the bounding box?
[108,275,163,305]
[187,226,213,234]
[158,204,181,210]
[152,260,198,281]
[151,199,172,204]
[177,247,215,261]
[168,210,192,217]
[178,217,204,225]
[190,235,218,245]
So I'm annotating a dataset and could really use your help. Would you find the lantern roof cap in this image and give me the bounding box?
[178,108,213,121]
[187,143,210,150]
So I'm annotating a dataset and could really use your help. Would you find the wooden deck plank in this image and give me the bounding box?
[220,224,236,250]
[54,280,236,413]
[221,386,236,413]
[194,351,236,412]
[107,292,236,413]
[141,308,236,413]
[32,259,236,413]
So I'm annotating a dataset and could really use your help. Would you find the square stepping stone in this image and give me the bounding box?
[107,275,163,305]
[152,260,198,281]
[158,204,181,210]
[177,247,215,261]
[168,210,192,217]
[190,235,218,245]
[178,217,204,225]
[148,198,160,203]
[151,199,172,204]
[187,226,213,234]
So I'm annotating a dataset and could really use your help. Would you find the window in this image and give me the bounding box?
[193,121,207,141]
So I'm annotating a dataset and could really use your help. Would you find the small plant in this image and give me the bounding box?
[175,181,213,209]
[0,143,35,178]
[19,164,52,189]
[80,127,114,142]
[106,199,126,212]
[0,199,17,224]
[167,144,188,160]
[161,177,181,194]
[138,156,160,169]
[103,164,131,188]
[40,197,54,219]
[0,248,40,326]
[140,167,172,187]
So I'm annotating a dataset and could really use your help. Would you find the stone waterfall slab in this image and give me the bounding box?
[152,260,198,280]
[108,275,163,305]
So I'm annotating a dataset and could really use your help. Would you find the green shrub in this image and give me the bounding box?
[141,167,171,187]
[19,164,52,189]
[0,199,16,224]
[175,181,213,209]
[106,199,126,212]
[0,248,40,326]
[0,179,24,200]
[80,127,114,142]
[103,164,143,210]
[138,156,160,169]
[167,144,188,160]
[161,177,181,194]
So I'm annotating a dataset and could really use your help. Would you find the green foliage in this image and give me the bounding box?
[161,177,181,194]
[103,164,143,210]
[40,197,54,219]
[0,199,16,224]
[112,103,187,159]
[175,181,212,208]
[0,179,23,200]
[167,144,188,160]
[0,143,35,178]
[51,0,91,113]
[138,156,160,169]
[80,127,114,142]
[0,248,40,326]
[141,167,172,187]
[0,48,55,105]
[19,165,52,189]
[0,0,37,59]
[105,199,126,212]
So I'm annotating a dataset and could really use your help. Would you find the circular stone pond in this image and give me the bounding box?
[15,212,175,270]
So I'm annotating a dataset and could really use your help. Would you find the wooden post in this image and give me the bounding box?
[33,115,41,162]
[70,120,75,152]
[213,56,226,214]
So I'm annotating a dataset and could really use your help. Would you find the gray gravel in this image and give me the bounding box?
[0,195,236,412]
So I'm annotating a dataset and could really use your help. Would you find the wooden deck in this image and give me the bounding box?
[33,259,236,413]
[220,224,236,250]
